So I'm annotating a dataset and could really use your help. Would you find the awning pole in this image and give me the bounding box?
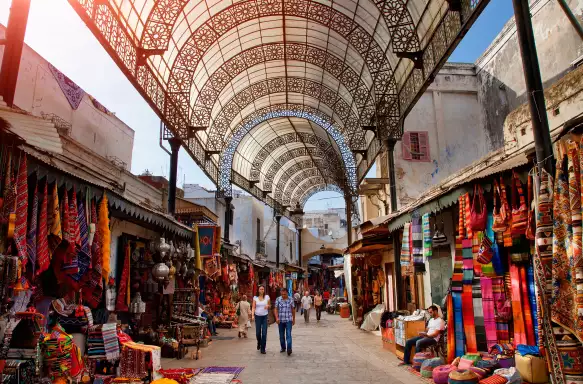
[167,138,181,216]
[275,214,282,269]
[386,139,404,310]
[512,0,555,174]
[557,0,583,41]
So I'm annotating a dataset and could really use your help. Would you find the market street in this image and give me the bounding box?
[162,314,425,384]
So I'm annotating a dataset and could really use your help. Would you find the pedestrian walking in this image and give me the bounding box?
[235,295,251,338]
[293,290,301,312]
[323,289,330,309]
[251,285,270,354]
[301,290,312,323]
[314,290,323,322]
[274,288,296,356]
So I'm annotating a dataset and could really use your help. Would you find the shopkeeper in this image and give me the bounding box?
[199,305,219,337]
[399,305,445,366]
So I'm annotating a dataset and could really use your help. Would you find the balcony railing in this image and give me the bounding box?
[256,239,266,255]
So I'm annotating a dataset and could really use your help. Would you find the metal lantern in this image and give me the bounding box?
[130,293,146,314]
[152,262,170,280]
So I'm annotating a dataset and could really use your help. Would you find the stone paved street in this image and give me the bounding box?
[162,312,425,384]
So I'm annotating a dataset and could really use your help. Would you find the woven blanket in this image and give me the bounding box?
[37,181,50,275]
[71,199,91,284]
[462,229,477,352]
[193,373,236,383]
[422,213,432,259]
[453,291,465,357]
[510,264,527,346]
[519,265,535,345]
[102,323,119,361]
[201,366,244,378]
[447,293,456,363]
[401,222,411,266]
[48,182,62,256]
[526,265,539,345]
[492,277,509,344]
[412,216,424,270]
[14,153,28,263]
[481,277,497,350]
[27,182,38,275]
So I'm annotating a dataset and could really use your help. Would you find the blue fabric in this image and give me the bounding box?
[453,291,465,357]
[517,344,540,356]
[278,321,293,351]
[526,265,539,345]
[255,314,268,352]
[199,276,206,304]
[275,296,294,323]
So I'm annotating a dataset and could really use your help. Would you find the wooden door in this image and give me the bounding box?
[428,245,452,307]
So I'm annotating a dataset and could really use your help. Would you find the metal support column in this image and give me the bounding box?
[0,0,32,107]
[557,0,583,41]
[386,139,403,309]
[275,215,282,269]
[298,229,302,267]
[224,197,233,243]
[167,138,181,216]
[346,197,352,246]
[512,0,555,174]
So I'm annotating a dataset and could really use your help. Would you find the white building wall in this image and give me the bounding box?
[0,25,135,169]
[231,195,264,260]
[263,207,298,265]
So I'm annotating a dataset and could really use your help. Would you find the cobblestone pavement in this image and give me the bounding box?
[162,312,425,384]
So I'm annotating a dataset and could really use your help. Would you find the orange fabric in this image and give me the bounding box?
[520,265,535,345]
[510,264,527,345]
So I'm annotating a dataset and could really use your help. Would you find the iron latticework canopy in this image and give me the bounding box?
[69,0,487,217]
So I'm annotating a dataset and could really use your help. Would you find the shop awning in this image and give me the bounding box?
[348,239,392,255]
[0,107,63,154]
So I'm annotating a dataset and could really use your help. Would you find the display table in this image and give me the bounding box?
[394,319,425,360]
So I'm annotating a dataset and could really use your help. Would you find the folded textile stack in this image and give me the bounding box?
[40,325,74,379]
[87,325,106,360]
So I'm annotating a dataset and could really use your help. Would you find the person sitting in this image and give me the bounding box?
[399,305,445,366]
[199,305,218,337]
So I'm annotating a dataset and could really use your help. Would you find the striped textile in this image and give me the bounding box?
[60,190,78,274]
[519,265,535,345]
[526,264,539,345]
[481,277,498,350]
[71,199,91,284]
[473,276,486,351]
[481,214,496,277]
[460,193,477,353]
[422,213,432,259]
[83,200,103,309]
[36,181,50,275]
[101,323,119,361]
[14,153,28,262]
[70,188,81,246]
[510,264,527,345]
[447,293,456,363]
[453,291,465,357]
[48,183,62,255]
[492,277,509,344]
[401,222,411,266]
[412,216,424,270]
[27,182,38,275]
[453,196,466,292]
[533,168,564,384]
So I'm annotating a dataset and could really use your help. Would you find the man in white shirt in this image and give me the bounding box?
[293,291,301,313]
[400,305,445,365]
[301,291,313,323]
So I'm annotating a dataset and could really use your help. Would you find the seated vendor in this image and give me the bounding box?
[199,305,219,336]
[400,305,445,366]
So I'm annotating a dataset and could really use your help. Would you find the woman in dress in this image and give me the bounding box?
[251,285,270,354]
[236,295,251,338]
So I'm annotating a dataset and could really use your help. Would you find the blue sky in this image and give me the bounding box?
[0,0,515,211]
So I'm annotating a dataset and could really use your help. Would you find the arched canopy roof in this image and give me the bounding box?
[70,0,489,216]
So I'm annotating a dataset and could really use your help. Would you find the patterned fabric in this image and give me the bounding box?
[534,169,564,384]
[412,216,424,270]
[48,182,62,255]
[14,153,28,262]
[115,244,130,311]
[84,200,103,308]
[510,264,527,346]
[552,155,580,340]
[492,277,509,344]
[452,196,465,292]
[422,213,432,259]
[70,188,81,246]
[99,194,111,279]
[400,222,411,266]
[274,296,294,322]
[48,63,85,109]
[453,291,465,357]
[526,264,539,345]
[481,277,497,350]
[72,199,91,284]
[102,323,120,361]
[447,293,456,363]
[27,181,38,274]
[37,181,50,275]
[0,151,15,234]
[519,264,535,345]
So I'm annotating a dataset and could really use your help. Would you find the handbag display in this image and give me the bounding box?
[492,179,508,234]
[511,171,528,237]
[477,236,493,264]
[525,173,536,240]
[470,184,487,232]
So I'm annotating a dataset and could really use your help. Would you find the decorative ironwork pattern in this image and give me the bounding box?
[219,104,358,194]
[205,74,368,150]
[249,132,339,180]
[273,159,342,199]
[281,168,340,205]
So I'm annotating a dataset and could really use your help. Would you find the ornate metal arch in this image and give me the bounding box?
[273,159,343,200]
[167,0,398,131]
[282,169,341,206]
[219,104,357,196]
[206,73,368,150]
[247,132,340,181]
[265,147,343,195]
[298,184,344,207]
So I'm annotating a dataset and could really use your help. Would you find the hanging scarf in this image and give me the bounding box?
[36,181,50,275]
[60,190,78,274]
[14,153,28,263]
[99,193,111,280]
[534,168,564,384]
[70,188,81,246]
[526,264,539,345]
[400,223,411,266]
[520,264,535,345]
[452,195,465,357]
[27,181,38,275]
[115,244,130,312]
[411,216,424,271]
[552,155,579,340]
[71,199,91,285]
[48,182,62,255]
[510,263,527,345]
[492,276,510,344]
[461,193,477,353]
[446,292,456,363]
[481,277,497,350]
[83,200,103,309]
[422,213,432,259]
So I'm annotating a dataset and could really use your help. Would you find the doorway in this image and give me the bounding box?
[385,262,395,311]
[428,245,452,307]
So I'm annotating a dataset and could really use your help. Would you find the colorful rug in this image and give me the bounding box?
[481,277,497,350]
[201,366,244,378]
[193,373,236,383]
[422,213,432,259]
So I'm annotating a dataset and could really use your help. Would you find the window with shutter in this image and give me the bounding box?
[402,131,430,162]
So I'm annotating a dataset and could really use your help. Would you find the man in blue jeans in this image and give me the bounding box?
[274,288,296,356]
[400,305,445,365]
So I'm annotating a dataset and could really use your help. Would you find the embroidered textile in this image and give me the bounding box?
[48,63,85,110]
[423,213,432,259]
[552,156,580,340]
[37,181,50,275]
[27,182,38,274]
[14,154,28,262]
[401,222,411,266]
